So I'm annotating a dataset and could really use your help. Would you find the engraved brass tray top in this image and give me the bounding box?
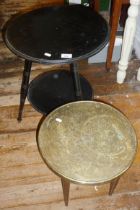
[37,101,137,184]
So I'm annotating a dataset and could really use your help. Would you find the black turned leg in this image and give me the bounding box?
[70,63,83,100]
[17,60,32,122]
[109,176,120,195]
[61,178,70,206]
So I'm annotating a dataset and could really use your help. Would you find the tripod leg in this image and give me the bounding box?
[17,60,32,122]
[109,176,120,195]
[61,178,70,206]
[70,63,83,100]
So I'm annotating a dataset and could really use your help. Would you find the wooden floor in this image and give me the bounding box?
[0,41,140,209]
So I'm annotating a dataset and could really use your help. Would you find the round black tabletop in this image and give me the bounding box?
[5,4,109,64]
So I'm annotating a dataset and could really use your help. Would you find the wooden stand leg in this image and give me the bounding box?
[17,60,32,122]
[91,0,100,12]
[61,178,70,206]
[106,0,122,71]
[117,0,140,84]
[109,176,120,195]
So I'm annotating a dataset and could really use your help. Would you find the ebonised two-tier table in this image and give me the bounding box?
[4,4,109,121]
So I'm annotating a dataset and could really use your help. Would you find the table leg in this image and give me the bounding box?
[61,178,70,206]
[117,0,140,84]
[17,60,32,122]
[70,63,83,100]
[106,0,122,71]
[109,176,120,195]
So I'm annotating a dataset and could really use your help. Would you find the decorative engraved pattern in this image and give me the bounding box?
[38,101,137,184]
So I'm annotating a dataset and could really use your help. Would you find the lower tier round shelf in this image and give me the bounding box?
[27,70,93,115]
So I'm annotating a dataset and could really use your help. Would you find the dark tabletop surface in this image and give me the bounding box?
[5,4,109,64]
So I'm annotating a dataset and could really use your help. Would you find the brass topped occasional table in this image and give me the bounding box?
[37,101,137,206]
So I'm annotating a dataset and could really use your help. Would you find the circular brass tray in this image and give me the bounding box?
[37,101,137,184]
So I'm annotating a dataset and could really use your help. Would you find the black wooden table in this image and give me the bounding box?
[4,4,109,120]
